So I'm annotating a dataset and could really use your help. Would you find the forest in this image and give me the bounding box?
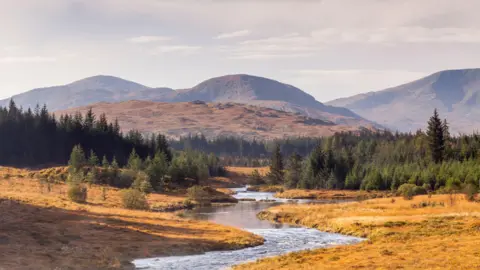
[1,99,480,193]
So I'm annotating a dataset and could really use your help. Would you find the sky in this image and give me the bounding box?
[1,0,480,102]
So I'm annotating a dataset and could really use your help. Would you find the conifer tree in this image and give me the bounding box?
[102,155,109,168]
[88,150,99,167]
[285,153,302,189]
[427,109,445,163]
[267,144,284,184]
[127,148,142,171]
[68,145,86,172]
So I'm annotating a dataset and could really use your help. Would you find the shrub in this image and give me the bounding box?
[463,183,478,202]
[115,170,136,188]
[67,184,87,203]
[397,184,417,200]
[413,185,427,195]
[121,189,149,210]
[131,172,154,194]
[187,185,210,204]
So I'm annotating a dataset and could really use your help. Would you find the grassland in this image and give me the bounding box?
[274,189,388,200]
[0,167,263,270]
[235,193,480,270]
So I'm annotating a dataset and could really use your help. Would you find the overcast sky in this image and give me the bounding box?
[1,0,479,102]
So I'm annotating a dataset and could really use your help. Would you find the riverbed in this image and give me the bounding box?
[133,187,363,270]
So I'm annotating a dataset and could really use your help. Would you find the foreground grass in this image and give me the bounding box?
[235,194,480,270]
[0,169,263,270]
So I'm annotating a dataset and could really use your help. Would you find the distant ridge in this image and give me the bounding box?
[327,68,480,133]
[0,74,375,129]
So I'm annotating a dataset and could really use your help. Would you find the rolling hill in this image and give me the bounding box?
[0,74,376,129]
[327,69,480,133]
[56,101,372,140]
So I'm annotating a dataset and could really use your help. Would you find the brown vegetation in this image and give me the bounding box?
[0,168,263,270]
[275,189,388,200]
[236,194,480,270]
[56,101,368,140]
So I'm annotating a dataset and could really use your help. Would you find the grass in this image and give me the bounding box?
[274,189,388,200]
[235,193,480,270]
[0,168,263,269]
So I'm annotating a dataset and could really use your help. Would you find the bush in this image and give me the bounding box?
[121,189,149,210]
[397,184,417,200]
[131,172,154,194]
[463,183,478,202]
[67,184,87,203]
[413,185,427,195]
[187,185,210,204]
[115,170,136,188]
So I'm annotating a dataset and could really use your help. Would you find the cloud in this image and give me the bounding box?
[153,45,201,55]
[0,56,57,63]
[311,27,480,44]
[128,36,172,43]
[219,33,320,60]
[215,30,250,39]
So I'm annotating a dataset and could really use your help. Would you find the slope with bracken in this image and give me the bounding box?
[327,69,480,133]
[55,100,372,140]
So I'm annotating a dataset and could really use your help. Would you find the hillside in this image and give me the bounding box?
[327,69,480,133]
[56,101,372,140]
[0,74,376,129]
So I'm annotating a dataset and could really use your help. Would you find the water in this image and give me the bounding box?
[133,187,364,269]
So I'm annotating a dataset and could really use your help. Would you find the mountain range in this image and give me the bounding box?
[327,69,480,134]
[0,74,375,129]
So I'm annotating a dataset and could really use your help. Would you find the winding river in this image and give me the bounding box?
[133,187,363,270]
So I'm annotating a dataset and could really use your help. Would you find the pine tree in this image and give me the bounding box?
[102,155,109,168]
[427,109,445,163]
[267,144,284,185]
[127,148,142,171]
[88,150,99,167]
[68,145,86,172]
[285,153,302,189]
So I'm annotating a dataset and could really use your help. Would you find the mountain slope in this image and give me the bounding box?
[0,74,376,129]
[55,101,369,140]
[327,69,480,133]
[0,75,175,111]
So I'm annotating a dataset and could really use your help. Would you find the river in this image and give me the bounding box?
[132,187,363,270]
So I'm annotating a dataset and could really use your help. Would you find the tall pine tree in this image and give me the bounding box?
[267,144,284,185]
[427,109,445,163]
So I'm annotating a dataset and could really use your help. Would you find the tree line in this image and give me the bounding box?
[0,100,169,167]
[258,109,480,192]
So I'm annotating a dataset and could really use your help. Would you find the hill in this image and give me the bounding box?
[327,69,480,133]
[0,74,376,129]
[56,100,373,140]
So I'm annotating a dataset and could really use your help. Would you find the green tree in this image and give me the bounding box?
[285,153,302,189]
[101,155,109,168]
[88,150,99,167]
[247,169,265,185]
[127,148,142,171]
[266,144,284,185]
[68,145,86,172]
[145,152,169,190]
[427,109,445,163]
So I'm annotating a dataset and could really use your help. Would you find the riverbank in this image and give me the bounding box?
[274,189,388,200]
[0,168,263,269]
[236,194,480,269]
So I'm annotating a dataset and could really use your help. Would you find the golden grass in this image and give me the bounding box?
[236,194,480,270]
[0,170,263,269]
[275,189,388,200]
[226,166,270,176]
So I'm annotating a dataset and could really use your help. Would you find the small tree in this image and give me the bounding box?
[131,172,154,194]
[127,148,142,171]
[187,185,210,204]
[101,155,110,168]
[285,153,302,189]
[88,150,99,167]
[398,184,416,200]
[121,189,149,210]
[145,152,168,191]
[247,169,265,186]
[266,144,284,185]
[68,145,86,172]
